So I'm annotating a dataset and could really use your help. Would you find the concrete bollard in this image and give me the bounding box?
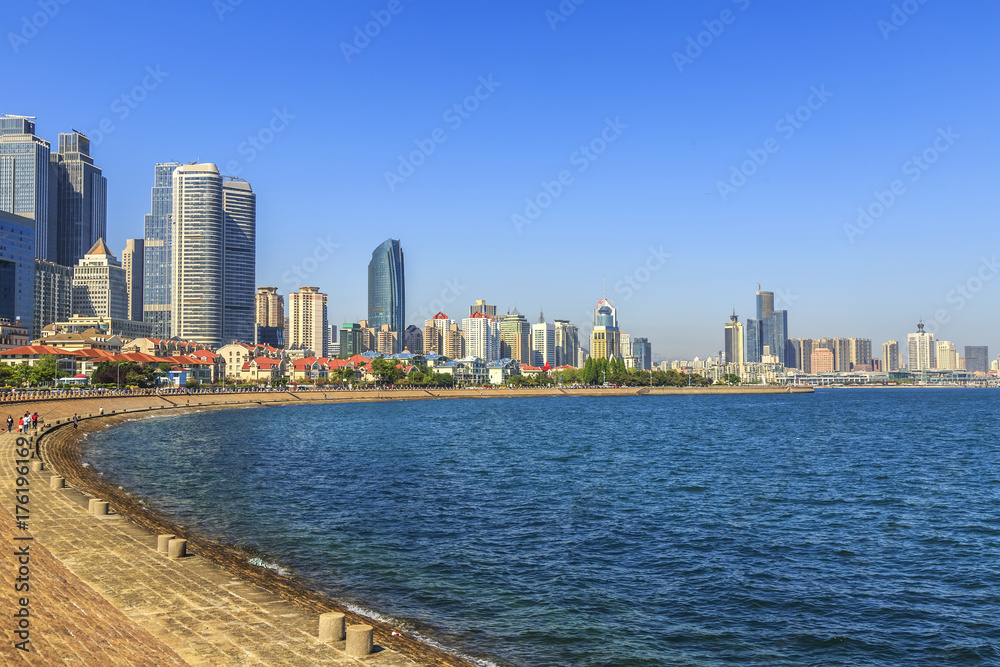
[319,612,346,642]
[88,498,99,513]
[50,476,65,489]
[30,460,43,472]
[345,624,373,657]
[93,501,109,517]
[157,534,175,553]
[168,538,187,559]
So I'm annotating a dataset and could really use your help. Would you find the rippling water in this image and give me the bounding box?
[82,390,1000,666]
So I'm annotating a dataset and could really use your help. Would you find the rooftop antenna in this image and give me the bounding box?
[756,281,761,292]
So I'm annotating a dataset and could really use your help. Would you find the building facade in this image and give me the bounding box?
[221,178,256,343]
[554,319,579,367]
[499,311,531,363]
[288,287,328,356]
[34,258,71,339]
[122,238,143,322]
[0,210,35,336]
[142,162,179,338]
[462,311,499,361]
[906,321,936,371]
[632,336,652,371]
[724,312,744,366]
[51,132,107,267]
[530,321,555,367]
[0,115,54,260]
[368,238,405,348]
[882,340,900,372]
[965,345,988,374]
[255,286,284,328]
[71,239,128,320]
[936,340,957,370]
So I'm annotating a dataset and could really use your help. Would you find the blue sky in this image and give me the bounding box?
[4,0,998,359]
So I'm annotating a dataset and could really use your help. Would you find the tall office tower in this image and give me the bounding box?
[620,332,632,359]
[368,238,405,348]
[34,259,71,337]
[255,287,284,328]
[403,324,423,352]
[222,178,255,343]
[554,319,579,367]
[965,346,989,374]
[500,311,531,363]
[787,338,812,372]
[724,312,744,365]
[745,319,762,363]
[71,239,127,319]
[906,321,936,371]
[594,297,617,328]
[632,337,652,370]
[469,299,497,319]
[0,210,35,334]
[170,164,255,347]
[771,309,788,366]
[51,132,107,267]
[591,296,621,360]
[531,321,556,367]
[935,340,957,370]
[755,285,774,358]
[358,320,377,352]
[0,115,54,261]
[143,162,179,337]
[122,239,144,321]
[340,323,363,358]
[462,311,499,361]
[326,325,337,356]
[817,337,850,372]
[848,338,873,370]
[288,287,328,356]
[882,340,900,372]
[812,347,834,373]
[444,323,465,359]
[376,324,398,354]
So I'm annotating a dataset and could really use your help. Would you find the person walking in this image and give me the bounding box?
[73,414,78,429]
[6,415,11,432]
[31,413,38,429]
[17,416,23,433]
[99,406,104,416]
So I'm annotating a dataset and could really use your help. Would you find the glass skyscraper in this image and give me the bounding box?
[143,162,179,337]
[222,178,256,344]
[51,132,107,267]
[0,210,35,334]
[0,115,54,261]
[367,238,405,346]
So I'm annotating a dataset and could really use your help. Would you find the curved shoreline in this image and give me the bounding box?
[26,387,811,665]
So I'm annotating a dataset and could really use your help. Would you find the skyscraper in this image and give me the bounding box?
[171,163,255,347]
[288,287,328,356]
[554,319,579,367]
[255,287,284,328]
[906,321,935,371]
[34,259,71,338]
[403,324,423,352]
[143,162,179,338]
[462,311,499,361]
[882,340,900,372]
[936,340,957,370]
[591,297,621,360]
[632,337,652,371]
[122,238,143,321]
[51,132,107,267]
[530,321,555,367]
[745,318,762,363]
[0,210,35,334]
[848,338,873,370]
[469,299,497,319]
[71,238,127,320]
[0,115,53,261]
[368,238,404,347]
[965,346,988,374]
[724,312,744,365]
[499,310,531,363]
[771,309,788,366]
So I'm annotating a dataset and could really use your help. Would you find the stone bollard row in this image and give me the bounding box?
[319,612,345,642]
[157,534,175,553]
[346,624,374,657]
[30,460,43,472]
[168,538,187,559]
[49,475,65,489]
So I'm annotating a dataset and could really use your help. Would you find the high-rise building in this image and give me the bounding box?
[848,338,873,370]
[745,319,762,363]
[817,337,850,372]
[771,309,788,366]
[255,287,284,329]
[368,238,404,348]
[619,332,632,359]
[499,311,531,363]
[142,162,179,338]
[906,321,935,371]
[965,346,989,374]
[423,312,453,355]
[122,239,143,322]
[469,299,497,319]
[0,115,54,260]
[554,319,579,367]
[377,323,398,354]
[34,258,71,338]
[51,132,107,267]
[787,338,813,372]
[288,287,328,356]
[882,340,900,372]
[812,347,834,373]
[936,340,957,370]
[462,311,499,361]
[632,337,652,371]
[444,323,465,359]
[591,297,621,360]
[0,210,34,335]
[71,238,127,320]
[724,312,744,365]
[403,324,423,352]
[340,323,363,357]
[531,321,555,367]
[171,163,255,347]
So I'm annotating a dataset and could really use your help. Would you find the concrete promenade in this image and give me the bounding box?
[1,386,811,664]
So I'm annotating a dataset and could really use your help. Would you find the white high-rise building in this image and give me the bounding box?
[462,311,500,361]
[531,321,555,367]
[936,340,957,370]
[906,321,936,371]
[71,238,127,320]
[170,163,255,347]
[288,287,328,356]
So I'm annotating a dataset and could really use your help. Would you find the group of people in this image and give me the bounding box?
[6,412,39,433]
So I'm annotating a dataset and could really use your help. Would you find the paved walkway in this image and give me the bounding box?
[0,402,428,666]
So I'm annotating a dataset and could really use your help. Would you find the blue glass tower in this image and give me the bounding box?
[143,162,179,337]
[0,115,54,260]
[0,210,35,334]
[368,238,405,347]
[745,318,762,363]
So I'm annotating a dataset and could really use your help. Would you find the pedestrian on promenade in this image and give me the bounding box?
[17,416,23,433]
[31,413,37,429]
[6,415,11,432]
[99,406,104,415]
[73,414,78,429]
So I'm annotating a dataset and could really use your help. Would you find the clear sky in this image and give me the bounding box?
[4,0,998,360]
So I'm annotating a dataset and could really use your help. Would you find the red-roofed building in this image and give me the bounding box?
[239,356,286,384]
